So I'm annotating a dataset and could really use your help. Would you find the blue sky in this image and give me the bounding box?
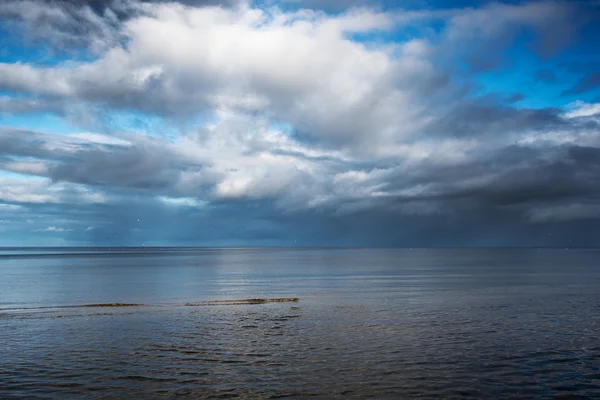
[1,0,600,246]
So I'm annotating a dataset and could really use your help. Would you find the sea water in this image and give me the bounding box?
[1,247,599,398]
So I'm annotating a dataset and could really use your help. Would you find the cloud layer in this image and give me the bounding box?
[1,0,600,246]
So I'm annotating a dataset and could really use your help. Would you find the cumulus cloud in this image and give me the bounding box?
[0,2,425,153]
[1,0,589,156]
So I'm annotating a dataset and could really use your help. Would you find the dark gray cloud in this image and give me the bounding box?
[424,102,565,138]
[0,0,128,53]
[358,142,600,223]
[0,128,184,192]
[420,145,600,208]
[50,146,178,190]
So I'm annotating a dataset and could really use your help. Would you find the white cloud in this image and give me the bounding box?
[0,1,437,155]
[565,101,600,119]
[34,226,73,233]
[158,196,206,207]
[68,133,132,146]
[3,160,50,176]
[0,177,110,205]
[0,1,583,162]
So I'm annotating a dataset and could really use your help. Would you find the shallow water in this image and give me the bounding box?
[1,247,599,399]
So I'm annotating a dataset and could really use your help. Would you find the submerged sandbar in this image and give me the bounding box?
[185,298,299,306]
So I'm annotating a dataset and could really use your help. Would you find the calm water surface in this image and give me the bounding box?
[1,248,599,399]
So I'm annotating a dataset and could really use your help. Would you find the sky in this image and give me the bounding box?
[0,0,600,247]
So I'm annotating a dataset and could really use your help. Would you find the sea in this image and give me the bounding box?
[1,247,599,399]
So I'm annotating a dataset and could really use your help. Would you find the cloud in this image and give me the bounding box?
[1,0,600,246]
[0,174,110,206]
[0,0,133,54]
[0,96,68,115]
[1,101,599,225]
[0,3,416,153]
[564,101,600,118]
[34,226,73,232]
[158,196,206,207]
[2,0,586,155]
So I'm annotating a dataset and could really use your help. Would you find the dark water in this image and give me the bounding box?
[1,247,599,399]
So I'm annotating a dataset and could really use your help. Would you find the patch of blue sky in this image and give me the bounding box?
[270,119,322,147]
[553,23,600,101]
[268,120,294,134]
[346,18,445,47]
[463,28,590,110]
[0,113,81,135]
[378,0,505,11]
[0,169,46,181]
[0,90,32,99]
[250,0,339,14]
[97,110,206,139]
[471,53,561,109]
[0,21,97,66]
